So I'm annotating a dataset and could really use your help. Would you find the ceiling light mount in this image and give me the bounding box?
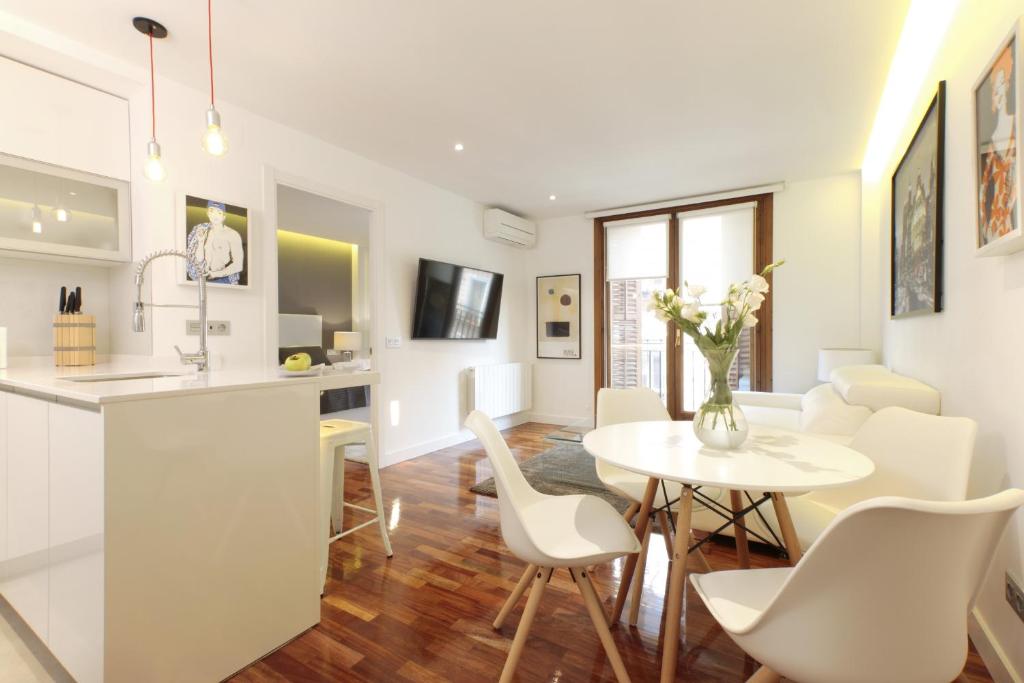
[132,17,168,39]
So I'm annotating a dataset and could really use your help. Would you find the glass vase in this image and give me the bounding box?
[692,346,749,449]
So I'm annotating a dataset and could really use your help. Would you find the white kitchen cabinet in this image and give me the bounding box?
[48,401,104,683]
[2,393,50,642]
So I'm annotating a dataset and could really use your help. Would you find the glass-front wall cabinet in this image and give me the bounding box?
[0,153,130,262]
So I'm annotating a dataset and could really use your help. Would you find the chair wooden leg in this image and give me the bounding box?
[770,492,802,565]
[747,665,781,683]
[623,501,640,524]
[628,523,653,626]
[573,568,632,683]
[656,509,674,557]
[690,534,713,573]
[499,566,553,683]
[493,563,537,629]
[730,489,751,569]
[660,485,694,683]
[612,477,659,625]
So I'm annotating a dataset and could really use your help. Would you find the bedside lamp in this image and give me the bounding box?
[817,348,875,383]
[333,331,362,362]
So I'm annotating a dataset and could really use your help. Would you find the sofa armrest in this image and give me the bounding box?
[733,391,803,411]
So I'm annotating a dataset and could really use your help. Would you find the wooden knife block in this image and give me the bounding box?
[53,314,96,367]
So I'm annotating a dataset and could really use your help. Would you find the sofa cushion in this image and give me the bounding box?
[830,365,940,415]
[799,383,872,436]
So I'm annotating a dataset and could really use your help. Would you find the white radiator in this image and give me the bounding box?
[469,363,532,419]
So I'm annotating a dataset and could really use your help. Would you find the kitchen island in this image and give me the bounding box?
[0,357,349,682]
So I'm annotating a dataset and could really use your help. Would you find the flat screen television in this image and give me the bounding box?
[412,258,504,339]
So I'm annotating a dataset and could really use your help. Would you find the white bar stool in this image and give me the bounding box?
[318,418,393,592]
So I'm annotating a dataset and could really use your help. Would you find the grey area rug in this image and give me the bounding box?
[470,442,631,513]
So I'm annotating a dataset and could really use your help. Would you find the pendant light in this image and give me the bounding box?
[201,0,227,156]
[133,17,168,182]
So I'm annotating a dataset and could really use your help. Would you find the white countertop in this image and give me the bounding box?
[0,356,379,405]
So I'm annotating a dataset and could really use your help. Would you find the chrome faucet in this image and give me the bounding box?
[133,233,210,371]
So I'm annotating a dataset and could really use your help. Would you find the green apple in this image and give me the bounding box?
[284,352,312,372]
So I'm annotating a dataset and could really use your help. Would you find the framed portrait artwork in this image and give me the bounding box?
[177,193,250,288]
[537,274,581,359]
[891,81,945,318]
[975,19,1024,256]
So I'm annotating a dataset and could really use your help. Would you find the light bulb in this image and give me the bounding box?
[31,204,42,234]
[144,140,166,182]
[201,107,228,156]
[55,207,70,222]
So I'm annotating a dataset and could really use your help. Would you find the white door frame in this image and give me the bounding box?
[260,165,387,456]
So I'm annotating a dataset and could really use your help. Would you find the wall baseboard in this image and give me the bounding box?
[527,412,594,428]
[382,412,532,467]
[969,608,1022,683]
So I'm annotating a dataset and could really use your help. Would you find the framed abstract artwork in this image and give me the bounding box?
[177,193,250,288]
[975,19,1024,256]
[537,274,581,359]
[891,81,945,318]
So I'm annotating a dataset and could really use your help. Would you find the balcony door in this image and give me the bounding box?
[595,193,774,419]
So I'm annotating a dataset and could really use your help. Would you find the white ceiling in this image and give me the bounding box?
[0,1,909,218]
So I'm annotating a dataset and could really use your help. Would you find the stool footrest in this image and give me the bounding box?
[328,517,379,543]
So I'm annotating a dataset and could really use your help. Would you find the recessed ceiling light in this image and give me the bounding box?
[68,191,77,196]
[549,194,557,201]
[453,143,464,152]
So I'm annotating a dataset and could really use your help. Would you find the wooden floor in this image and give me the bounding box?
[230,422,994,682]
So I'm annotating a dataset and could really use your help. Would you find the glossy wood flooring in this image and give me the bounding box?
[230,422,994,682]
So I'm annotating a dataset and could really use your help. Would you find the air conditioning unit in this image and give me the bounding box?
[484,208,536,248]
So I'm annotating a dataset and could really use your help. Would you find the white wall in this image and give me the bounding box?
[863,1,1024,677]
[526,215,596,425]
[528,173,864,425]
[774,173,865,391]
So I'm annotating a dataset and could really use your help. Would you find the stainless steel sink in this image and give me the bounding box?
[61,372,186,383]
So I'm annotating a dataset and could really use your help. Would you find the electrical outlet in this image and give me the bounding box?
[385,336,401,349]
[186,320,231,336]
[1007,573,1024,624]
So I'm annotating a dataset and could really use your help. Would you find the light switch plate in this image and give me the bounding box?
[186,320,231,336]
[1008,572,1024,624]
[385,336,401,349]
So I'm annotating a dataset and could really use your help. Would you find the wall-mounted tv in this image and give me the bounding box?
[412,258,504,339]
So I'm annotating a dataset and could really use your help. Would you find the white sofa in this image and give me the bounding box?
[734,364,940,444]
[690,364,943,548]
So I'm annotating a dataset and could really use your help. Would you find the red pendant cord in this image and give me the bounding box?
[149,31,156,139]
[208,0,215,107]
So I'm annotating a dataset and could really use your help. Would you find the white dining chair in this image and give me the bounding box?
[780,406,977,546]
[690,489,1024,683]
[465,410,641,683]
[595,387,713,624]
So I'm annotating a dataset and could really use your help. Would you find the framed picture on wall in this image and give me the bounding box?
[537,273,581,359]
[974,19,1024,256]
[891,81,945,318]
[177,193,250,288]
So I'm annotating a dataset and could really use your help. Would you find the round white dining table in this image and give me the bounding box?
[582,420,875,683]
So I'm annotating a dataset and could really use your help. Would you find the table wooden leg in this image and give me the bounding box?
[730,489,751,569]
[770,492,802,565]
[611,477,659,625]
[660,485,694,683]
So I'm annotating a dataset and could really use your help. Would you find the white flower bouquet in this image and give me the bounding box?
[648,260,784,448]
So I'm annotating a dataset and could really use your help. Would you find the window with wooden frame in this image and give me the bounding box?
[593,193,774,419]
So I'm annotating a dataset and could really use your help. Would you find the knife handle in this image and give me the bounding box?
[74,287,82,313]
[65,292,76,317]
[59,286,67,314]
